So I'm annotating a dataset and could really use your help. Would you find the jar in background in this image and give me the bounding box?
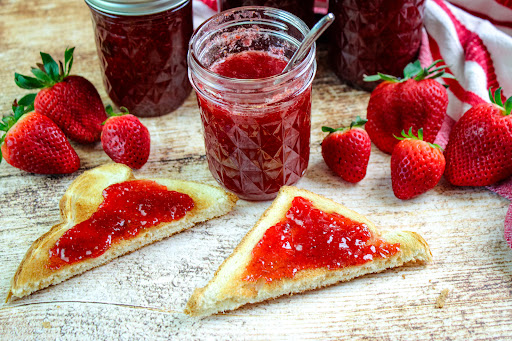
[85,0,193,117]
[329,0,426,91]
[189,7,317,201]
[218,0,315,27]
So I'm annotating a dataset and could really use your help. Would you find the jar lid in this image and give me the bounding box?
[84,0,188,16]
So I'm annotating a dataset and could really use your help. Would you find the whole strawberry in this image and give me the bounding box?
[364,60,452,154]
[391,128,445,200]
[444,88,512,186]
[101,105,150,169]
[14,47,106,144]
[0,98,80,174]
[321,116,371,183]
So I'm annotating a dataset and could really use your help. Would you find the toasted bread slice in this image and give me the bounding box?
[185,186,432,317]
[7,163,237,302]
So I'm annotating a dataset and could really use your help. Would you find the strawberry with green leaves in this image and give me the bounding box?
[444,88,512,186]
[364,60,452,154]
[321,116,371,183]
[101,105,150,169]
[15,47,106,144]
[391,128,445,200]
[0,96,80,174]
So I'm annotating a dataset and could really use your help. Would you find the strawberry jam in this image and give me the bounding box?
[329,0,425,91]
[189,8,316,201]
[87,0,193,117]
[48,180,194,269]
[198,51,312,201]
[244,196,400,282]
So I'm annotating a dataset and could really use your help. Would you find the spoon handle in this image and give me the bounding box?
[282,13,335,74]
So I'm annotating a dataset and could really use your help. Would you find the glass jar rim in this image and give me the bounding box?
[188,6,315,89]
[84,0,188,16]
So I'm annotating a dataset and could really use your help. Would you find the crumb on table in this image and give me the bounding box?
[435,289,450,309]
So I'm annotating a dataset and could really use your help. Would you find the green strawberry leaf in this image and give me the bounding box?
[362,74,382,82]
[363,73,401,83]
[64,47,75,76]
[18,94,36,114]
[377,73,398,82]
[0,122,6,131]
[504,96,512,116]
[18,93,37,107]
[350,116,368,129]
[495,87,503,107]
[30,68,52,84]
[489,87,495,103]
[14,73,45,89]
[40,52,60,82]
[103,105,129,124]
[403,60,422,79]
[13,106,25,120]
[427,60,444,71]
[321,126,336,133]
[418,128,424,140]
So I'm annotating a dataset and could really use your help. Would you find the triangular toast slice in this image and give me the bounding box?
[7,163,237,301]
[185,186,432,317]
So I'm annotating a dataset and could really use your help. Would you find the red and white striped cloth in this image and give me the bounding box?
[195,0,512,247]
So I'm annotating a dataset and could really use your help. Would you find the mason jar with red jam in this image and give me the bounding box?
[218,0,315,27]
[84,0,193,117]
[189,7,317,201]
[329,0,426,91]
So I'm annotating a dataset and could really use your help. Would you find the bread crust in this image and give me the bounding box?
[6,163,237,302]
[184,186,433,317]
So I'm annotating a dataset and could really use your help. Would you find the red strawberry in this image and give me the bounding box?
[0,98,80,174]
[444,88,512,186]
[321,116,371,183]
[391,128,445,200]
[364,60,451,154]
[14,47,107,144]
[101,105,150,169]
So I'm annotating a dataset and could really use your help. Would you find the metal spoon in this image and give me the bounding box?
[281,13,335,74]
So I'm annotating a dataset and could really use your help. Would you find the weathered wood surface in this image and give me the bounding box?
[1,1,512,340]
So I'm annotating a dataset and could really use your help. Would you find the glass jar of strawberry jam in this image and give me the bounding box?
[84,0,193,117]
[218,0,315,27]
[189,7,317,201]
[329,0,426,91]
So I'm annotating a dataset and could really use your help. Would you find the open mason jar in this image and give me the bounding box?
[85,0,193,117]
[189,7,317,200]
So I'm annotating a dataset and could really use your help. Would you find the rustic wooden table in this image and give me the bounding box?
[1,0,512,340]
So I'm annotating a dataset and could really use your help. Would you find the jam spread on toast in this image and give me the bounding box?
[244,196,400,282]
[48,180,194,269]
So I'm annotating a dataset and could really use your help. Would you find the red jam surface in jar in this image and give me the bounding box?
[243,196,400,282]
[88,1,193,117]
[199,51,311,201]
[48,180,194,269]
[219,0,315,27]
[329,0,426,91]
